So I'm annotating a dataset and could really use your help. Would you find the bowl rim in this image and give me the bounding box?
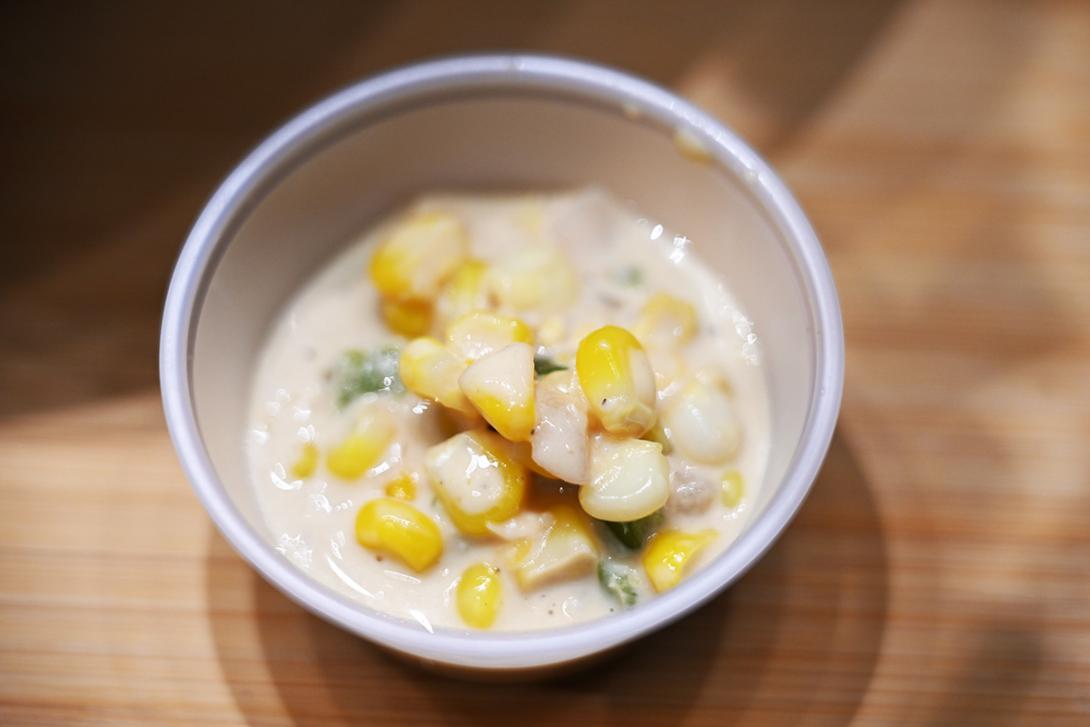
[160,53,844,671]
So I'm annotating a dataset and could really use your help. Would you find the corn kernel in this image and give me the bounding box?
[369,210,468,301]
[721,469,745,508]
[380,298,432,337]
[455,562,502,628]
[458,342,536,442]
[446,311,533,362]
[326,410,395,481]
[662,379,741,464]
[425,431,528,537]
[642,529,716,592]
[435,259,491,326]
[399,337,474,415]
[512,504,599,591]
[290,442,319,479]
[636,293,698,346]
[580,434,670,522]
[575,325,657,437]
[385,473,417,500]
[487,245,579,311]
[355,497,443,572]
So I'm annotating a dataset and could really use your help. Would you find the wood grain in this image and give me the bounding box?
[1,1,1088,724]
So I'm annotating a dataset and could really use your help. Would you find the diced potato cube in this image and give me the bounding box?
[446,311,533,362]
[512,504,599,591]
[355,497,443,572]
[531,370,589,484]
[424,431,528,537]
[662,379,742,464]
[399,337,474,415]
[326,409,395,481]
[579,435,670,522]
[380,298,432,337]
[455,562,502,628]
[487,245,579,311]
[369,210,468,301]
[642,529,716,592]
[575,325,657,437]
[635,292,698,346]
[458,342,536,442]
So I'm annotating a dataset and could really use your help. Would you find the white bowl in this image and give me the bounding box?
[160,54,843,675]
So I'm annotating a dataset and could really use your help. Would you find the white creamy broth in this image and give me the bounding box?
[247,188,770,632]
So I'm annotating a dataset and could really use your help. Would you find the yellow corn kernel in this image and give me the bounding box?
[575,325,657,437]
[455,562,502,628]
[424,431,528,537]
[369,210,468,301]
[662,378,741,464]
[487,245,579,311]
[580,435,670,522]
[642,529,716,592]
[290,442,319,479]
[721,469,745,508]
[446,311,533,362]
[355,498,443,572]
[384,473,417,500]
[380,298,432,337]
[436,259,491,325]
[399,337,474,415]
[512,504,599,591]
[636,293,698,346]
[458,342,536,442]
[326,410,395,481]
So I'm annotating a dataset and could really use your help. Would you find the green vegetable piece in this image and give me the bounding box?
[597,560,639,607]
[604,510,663,550]
[614,266,644,287]
[333,346,403,408]
[533,354,567,377]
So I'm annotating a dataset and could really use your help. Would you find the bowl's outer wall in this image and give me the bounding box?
[162,55,843,672]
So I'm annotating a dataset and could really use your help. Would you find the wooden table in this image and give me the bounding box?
[2,1,1087,723]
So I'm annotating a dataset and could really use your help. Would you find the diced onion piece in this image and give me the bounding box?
[579,435,670,522]
[424,431,528,537]
[458,342,536,442]
[369,210,468,301]
[446,311,533,362]
[575,325,657,437]
[531,370,589,484]
[355,498,443,572]
[512,504,598,591]
[399,337,474,415]
[642,529,715,592]
[662,379,742,464]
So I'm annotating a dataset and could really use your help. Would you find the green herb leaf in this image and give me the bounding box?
[603,510,663,550]
[533,354,567,377]
[598,560,639,607]
[333,346,403,408]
